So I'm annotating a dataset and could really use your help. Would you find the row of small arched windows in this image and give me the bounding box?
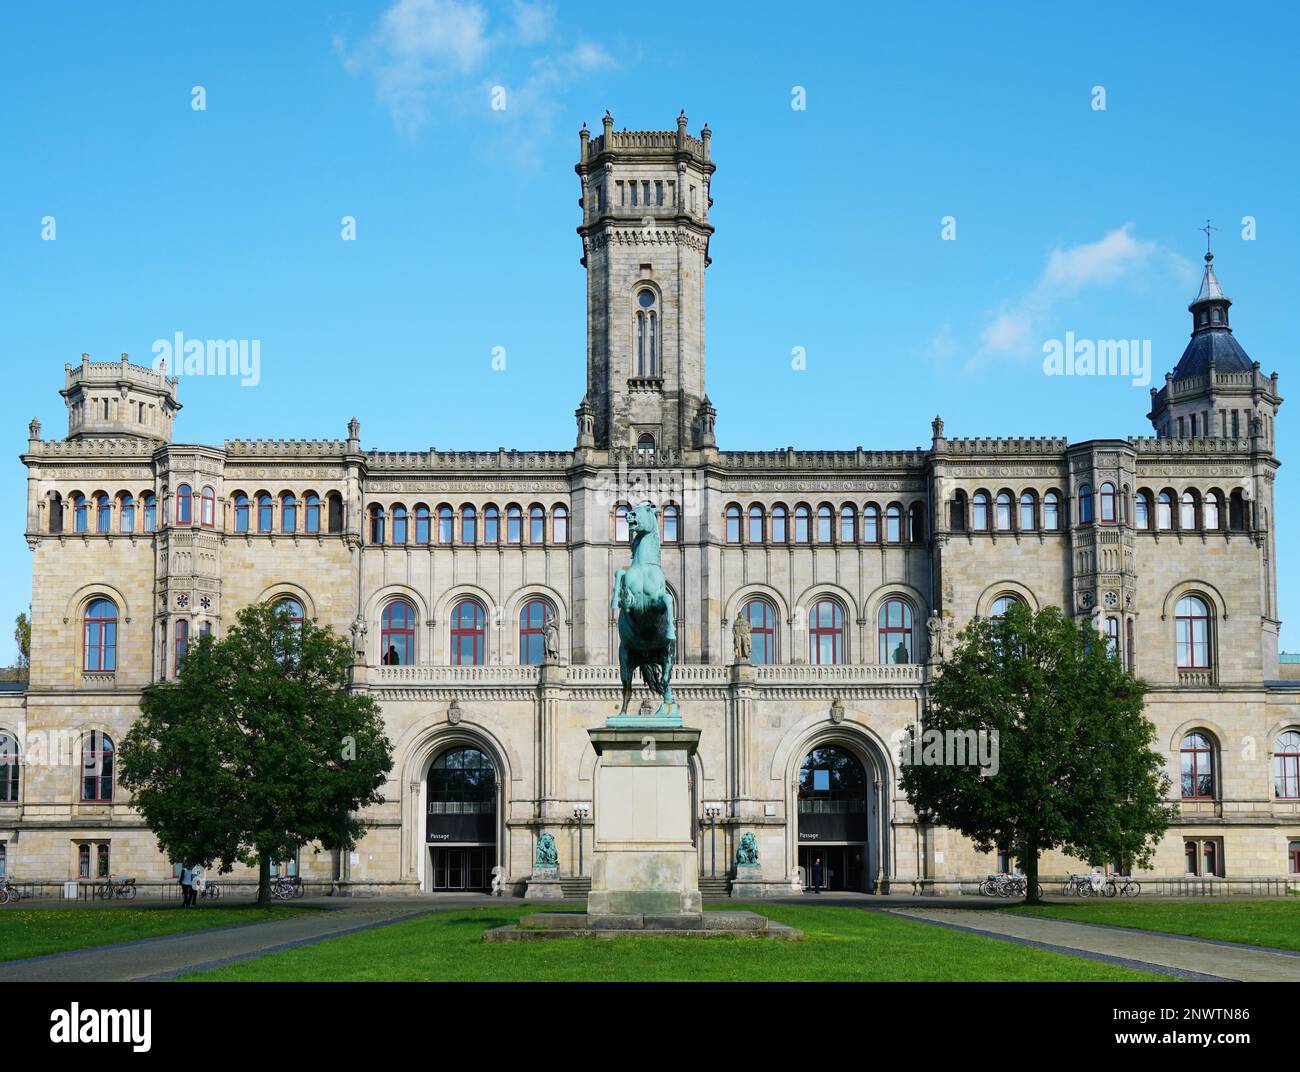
[950,486,1250,533]
[367,504,568,547]
[49,488,348,536]
[723,502,927,546]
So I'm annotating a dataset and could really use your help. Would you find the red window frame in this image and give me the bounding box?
[528,505,545,544]
[1100,483,1116,522]
[118,493,135,533]
[463,505,479,545]
[613,504,629,543]
[233,494,249,533]
[258,494,274,533]
[437,505,454,545]
[381,600,416,666]
[862,505,879,542]
[391,504,408,545]
[1180,733,1215,800]
[482,505,498,544]
[281,493,297,533]
[0,733,19,802]
[368,504,385,545]
[519,598,551,665]
[809,599,844,665]
[742,598,776,665]
[816,505,833,543]
[1175,596,1211,669]
[1078,484,1093,524]
[725,505,741,544]
[176,484,192,526]
[1274,732,1300,800]
[201,486,215,527]
[174,619,189,672]
[748,505,765,544]
[770,505,788,543]
[552,505,568,544]
[83,599,118,672]
[95,493,111,533]
[878,598,912,664]
[414,504,431,545]
[793,505,811,544]
[506,505,522,544]
[304,493,320,533]
[450,599,486,666]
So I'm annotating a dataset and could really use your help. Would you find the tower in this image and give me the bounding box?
[575,112,715,452]
[61,352,180,442]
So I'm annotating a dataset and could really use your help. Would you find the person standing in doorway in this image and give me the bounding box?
[811,855,823,894]
[179,862,193,907]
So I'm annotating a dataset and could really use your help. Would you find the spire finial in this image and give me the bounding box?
[1200,217,1218,261]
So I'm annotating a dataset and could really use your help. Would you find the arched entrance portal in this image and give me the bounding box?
[797,744,873,892]
[426,746,497,891]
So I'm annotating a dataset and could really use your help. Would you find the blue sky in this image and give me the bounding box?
[1,1,1296,659]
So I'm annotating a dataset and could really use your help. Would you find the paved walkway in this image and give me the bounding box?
[0,901,444,982]
[888,907,1300,982]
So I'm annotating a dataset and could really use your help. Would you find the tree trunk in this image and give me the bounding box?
[257,855,271,905]
[1023,841,1042,904]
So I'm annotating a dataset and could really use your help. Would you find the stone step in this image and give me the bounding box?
[698,877,731,897]
[559,877,592,897]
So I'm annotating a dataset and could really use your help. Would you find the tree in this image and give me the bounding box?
[119,602,393,903]
[899,602,1173,904]
[13,611,30,669]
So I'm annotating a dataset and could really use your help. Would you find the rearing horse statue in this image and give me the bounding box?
[611,501,677,720]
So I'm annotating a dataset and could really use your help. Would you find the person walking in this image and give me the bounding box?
[179,862,194,907]
[811,855,824,894]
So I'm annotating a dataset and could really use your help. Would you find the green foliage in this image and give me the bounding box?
[899,603,1173,898]
[14,611,30,668]
[119,603,393,901]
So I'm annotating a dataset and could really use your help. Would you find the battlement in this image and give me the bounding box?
[60,353,180,443]
[944,436,1070,454]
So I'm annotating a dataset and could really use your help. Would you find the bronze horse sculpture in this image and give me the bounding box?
[611,501,677,720]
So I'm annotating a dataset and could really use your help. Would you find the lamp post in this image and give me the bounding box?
[704,804,722,877]
[573,803,590,877]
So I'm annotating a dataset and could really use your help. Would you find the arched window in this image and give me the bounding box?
[972,492,989,531]
[49,491,63,534]
[304,493,321,533]
[274,598,304,631]
[1273,731,1300,800]
[989,594,1021,618]
[816,505,833,543]
[1180,732,1215,800]
[528,505,545,544]
[614,503,629,543]
[770,504,788,543]
[176,484,192,526]
[636,432,656,457]
[748,505,765,544]
[201,486,215,528]
[1175,595,1211,668]
[1100,482,1116,523]
[450,599,486,665]
[1203,491,1221,531]
[437,505,454,545]
[391,504,408,545]
[1134,491,1151,530]
[174,619,189,672]
[281,492,297,533]
[885,504,902,544]
[1229,489,1247,531]
[519,598,553,665]
[995,492,1013,531]
[367,503,385,544]
[257,493,274,534]
[81,731,114,802]
[327,492,344,533]
[634,288,658,376]
[72,493,88,533]
[1078,484,1093,524]
[552,505,568,544]
[506,504,523,544]
[878,598,913,664]
[414,504,431,545]
[1042,491,1060,531]
[862,503,880,542]
[482,505,498,544]
[1104,616,1120,658]
[143,493,157,533]
[83,598,118,672]
[725,505,741,544]
[428,747,496,819]
[839,504,856,543]
[1157,492,1173,531]
[809,599,845,665]
[661,503,678,543]
[741,598,776,665]
[1019,491,1036,531]
[794,504,811,544]
[119,493,135,534]
[0,733,18,802]
[1180,491,1197,531]
[95,493,111,533]
[380,600,416,666]
[907,502,926,543]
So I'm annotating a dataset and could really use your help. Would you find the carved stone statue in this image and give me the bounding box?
[542,613,560,661]
[732,613,751,663]
[535,832,558,869]
[611,501,677,719]
[736,831,759,867]
[490,865,506,897]
[926,610,946,662]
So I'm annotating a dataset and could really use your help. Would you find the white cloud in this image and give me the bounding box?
[339,0,617,148]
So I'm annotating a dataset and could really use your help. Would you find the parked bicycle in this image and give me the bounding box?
[271,875,304,900]
[0,878,21,905]
[95,875,137,900]
[1106,876,1142,897]
[979,873,1042,898]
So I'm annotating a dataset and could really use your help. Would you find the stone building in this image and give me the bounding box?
[2,115,1297,894]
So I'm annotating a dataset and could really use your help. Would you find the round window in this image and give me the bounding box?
[637,290,656,309]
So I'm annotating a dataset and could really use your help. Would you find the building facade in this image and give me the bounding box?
[3,115,1298,894]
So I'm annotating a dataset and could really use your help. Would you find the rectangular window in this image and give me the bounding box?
[79,843,90,879]
[629,181,638,207]
[97,843,110,879]
[0,841,5,877]
[655,180,663,205]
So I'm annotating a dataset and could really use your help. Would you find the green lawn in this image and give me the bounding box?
[0,905,312,962]
[181,903,1168,982]
[1013,899,1300,952]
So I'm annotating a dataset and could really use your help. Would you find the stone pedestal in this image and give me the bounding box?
[730,863,771,899]
[587,726,701,924]
[524,866,564,900]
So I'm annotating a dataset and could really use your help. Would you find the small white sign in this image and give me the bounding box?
[764,803,777,816]
[349,852,360,866]
[934,851,945,863]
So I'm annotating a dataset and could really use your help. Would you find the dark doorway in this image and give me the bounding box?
[798,744,872,891]
[426,746,497,892]
[429,846,493,891]
[797,845,866,892]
